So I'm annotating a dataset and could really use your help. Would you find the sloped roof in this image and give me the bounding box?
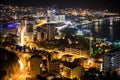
[29,54,42,60]
[63,62,78,69]
[62,54,73,57]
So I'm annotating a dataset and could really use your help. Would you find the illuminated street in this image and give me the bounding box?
[0,0,120,80]
[11,54,28,80]
[12,69,27,80]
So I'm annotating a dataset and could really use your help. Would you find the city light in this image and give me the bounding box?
[18,60,24,71]
[0,2,120,80]
[35,20,47,27]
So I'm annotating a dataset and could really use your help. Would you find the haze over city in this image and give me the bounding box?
[0,0,120,12]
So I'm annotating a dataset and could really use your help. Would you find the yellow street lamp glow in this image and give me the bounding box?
[35,20,47,27]
[18,60,24,71]
[61,72,64,77]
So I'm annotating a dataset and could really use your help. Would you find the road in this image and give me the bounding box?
[12,69,27,80]
[11,53,29,80]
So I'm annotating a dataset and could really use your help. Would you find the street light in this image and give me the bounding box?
[18,60,24,71]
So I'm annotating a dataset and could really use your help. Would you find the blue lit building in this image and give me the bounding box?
[0,23,19,35]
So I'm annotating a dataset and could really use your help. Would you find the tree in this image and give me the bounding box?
[0,48,19,79]
[85,67,100,80]
[60,27,77,39]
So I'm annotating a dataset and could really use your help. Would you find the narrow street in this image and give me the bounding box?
[11,53,29,80]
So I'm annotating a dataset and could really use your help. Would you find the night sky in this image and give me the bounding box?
[0,0,120,12]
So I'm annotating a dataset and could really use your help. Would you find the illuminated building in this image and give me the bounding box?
[25,18,36,32]
[24,18,36,42]
[44,23,56,41]
[103,48,120,73]
[55,14,65,22]
[36,27,47,42]
[65,48,88,59]
[26,32,34,42]
[28,54,43,79]
[47,10,56,22]
[47,53,61,73]
[47,60,61,72]
[36,23,56,42]
[37,31,47,42]
[62,62,84,79]
[47,10,65,22]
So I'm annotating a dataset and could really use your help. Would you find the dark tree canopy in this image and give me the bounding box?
[60,27,78,38]
[0,48,19,79]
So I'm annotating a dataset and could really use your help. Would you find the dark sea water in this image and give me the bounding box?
[92,20,120,42]
[80,19,120,42]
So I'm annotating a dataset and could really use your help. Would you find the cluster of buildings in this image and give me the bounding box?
[27,49,86,79]
[0,5,66,45]
[0,4,120,80]
[27,46,120,79]
[103,48,120,75]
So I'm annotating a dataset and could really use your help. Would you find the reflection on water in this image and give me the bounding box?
[93,20,120,41]
[79,19,120,42]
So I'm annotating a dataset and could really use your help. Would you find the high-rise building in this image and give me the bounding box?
[47,10,56,22]
[25,18,36,32]
[26,32,34,42]
[103,48,120,73]
[47,60,61,72]
[55,15,65,22]
[36,27,47,42]
[47,10,65,22]
[23,18,36,42]
[45,23,56,41]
